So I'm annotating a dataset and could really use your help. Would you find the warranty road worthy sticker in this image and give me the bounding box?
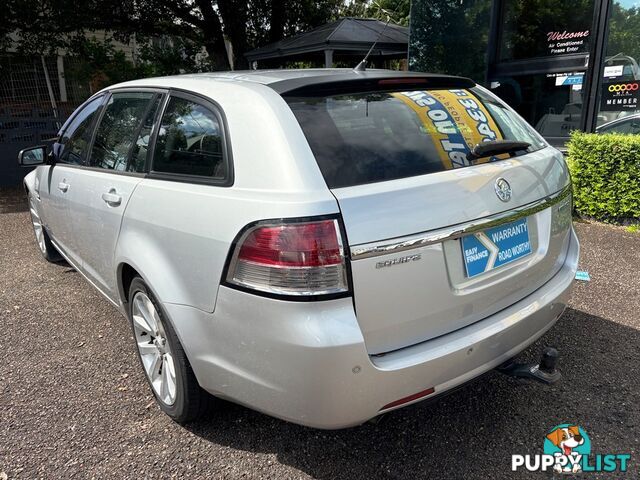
[461,218,532,277]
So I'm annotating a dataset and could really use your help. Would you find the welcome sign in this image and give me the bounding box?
[546,30,590,55]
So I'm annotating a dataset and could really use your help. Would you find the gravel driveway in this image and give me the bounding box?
[1,188,638,479]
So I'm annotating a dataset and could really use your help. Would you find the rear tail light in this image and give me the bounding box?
[225,218,349,297]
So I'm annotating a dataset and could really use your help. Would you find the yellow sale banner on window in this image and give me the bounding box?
[392,89,506,169]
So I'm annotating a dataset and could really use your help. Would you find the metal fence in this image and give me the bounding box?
[0,54,88,186]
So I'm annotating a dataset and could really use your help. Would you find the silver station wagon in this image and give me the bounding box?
[20,69,579,429]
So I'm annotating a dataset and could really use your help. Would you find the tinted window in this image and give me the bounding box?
[490,73,584,139]
[408,0,492,81]
[152,97,226,178]
[286,88,546,189]
[90,92,155,171]
[499,0,595,61]
[596,2,640,129]
[58,95,104,165]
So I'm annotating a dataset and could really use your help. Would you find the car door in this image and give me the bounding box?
[70,90,163,301]
[41,94,106,266]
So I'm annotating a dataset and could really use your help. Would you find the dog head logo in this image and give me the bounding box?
[547,425,584,455]
[544,424,591,474]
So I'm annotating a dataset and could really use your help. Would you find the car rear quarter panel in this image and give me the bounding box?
[115,81,339,312]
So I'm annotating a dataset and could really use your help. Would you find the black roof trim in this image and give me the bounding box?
[270,71,476,96]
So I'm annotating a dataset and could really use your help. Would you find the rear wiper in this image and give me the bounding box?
[467,140,531,161]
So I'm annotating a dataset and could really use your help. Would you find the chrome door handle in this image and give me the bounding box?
[101,189,122,207]
[58,182,69,192]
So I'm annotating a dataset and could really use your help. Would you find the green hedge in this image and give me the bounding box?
[566,131,640,222]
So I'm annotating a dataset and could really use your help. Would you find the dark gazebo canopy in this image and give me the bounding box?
[245,18,408,68]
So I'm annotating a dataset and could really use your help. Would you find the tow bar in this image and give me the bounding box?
[496,347,561,385]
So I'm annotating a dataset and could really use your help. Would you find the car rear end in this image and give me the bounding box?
[183,73,579,428]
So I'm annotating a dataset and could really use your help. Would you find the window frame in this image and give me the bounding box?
[54,87,167,178]
[82,87,167,178]
[55,93,108,166]
[88,90,161,174]
[57,93,107,141]
[148,89,234,187]
[52,86,234,186]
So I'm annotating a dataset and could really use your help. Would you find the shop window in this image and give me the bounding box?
[491,73,584,141]
[499,0,596,62]
[408,0,493,81]
[596,1,640,131]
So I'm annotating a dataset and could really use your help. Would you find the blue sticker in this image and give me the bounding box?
[575,271,591,281]
[559,75,584,86]
[461,218,532,278]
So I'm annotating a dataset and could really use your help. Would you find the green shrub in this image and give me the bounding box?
[566,131,640,222]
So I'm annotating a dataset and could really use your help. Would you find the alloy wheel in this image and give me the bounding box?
[131,291,177,405]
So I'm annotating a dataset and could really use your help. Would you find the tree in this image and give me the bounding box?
[338,0,410,26]
[4,0,344,71]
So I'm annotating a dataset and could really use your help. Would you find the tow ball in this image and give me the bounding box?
[496,347,561,385]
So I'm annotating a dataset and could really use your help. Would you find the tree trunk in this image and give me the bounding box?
[195,0,231,70]
[217,0,249,70]
[269,0,286,43]
[204,39,231,70]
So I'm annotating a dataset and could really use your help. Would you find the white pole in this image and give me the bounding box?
[41,56,60,128]
[57,55,67,103]
[324,49,333,68]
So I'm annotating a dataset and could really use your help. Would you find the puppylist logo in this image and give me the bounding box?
[512,424,631,474]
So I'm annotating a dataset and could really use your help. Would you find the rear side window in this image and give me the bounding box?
[285,87,547,188]
[152,96,226,179]
[89,92,157,172]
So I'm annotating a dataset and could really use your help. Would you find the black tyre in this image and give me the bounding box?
[28,193,62,262]
[127,277,213,423]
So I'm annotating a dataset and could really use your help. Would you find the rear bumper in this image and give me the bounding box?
[165,227,579,429]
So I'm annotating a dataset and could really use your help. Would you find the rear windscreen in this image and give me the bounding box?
[285,87,547,189]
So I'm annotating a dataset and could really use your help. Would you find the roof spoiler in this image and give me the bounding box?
[271,73,476,96]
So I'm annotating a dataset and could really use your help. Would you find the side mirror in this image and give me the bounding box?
[18,146,47,167]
